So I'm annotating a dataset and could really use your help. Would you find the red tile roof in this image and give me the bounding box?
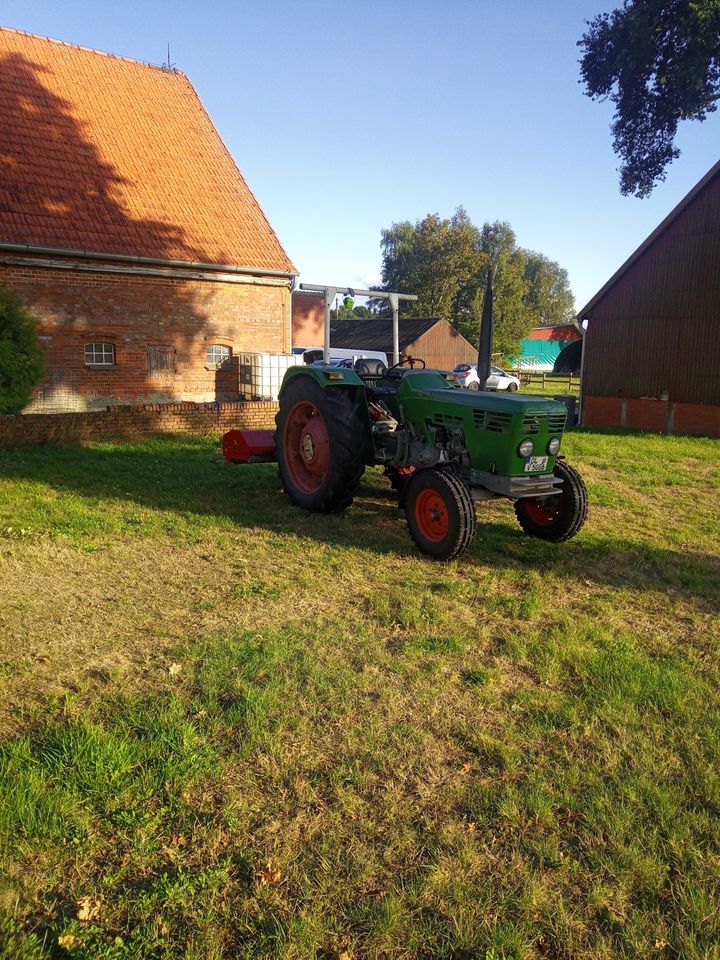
[0,26,295,272]
[527,325,582,341]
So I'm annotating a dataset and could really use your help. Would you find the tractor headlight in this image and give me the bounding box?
[547,437,561,455]
[518,439,534,458]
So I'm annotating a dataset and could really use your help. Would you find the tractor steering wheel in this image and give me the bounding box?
[387,355,426,373]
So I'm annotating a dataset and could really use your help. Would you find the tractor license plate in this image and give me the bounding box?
[524,456,548,472]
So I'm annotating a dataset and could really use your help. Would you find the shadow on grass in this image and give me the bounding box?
[1,435,718,606]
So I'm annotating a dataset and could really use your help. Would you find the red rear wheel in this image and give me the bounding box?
[275,376,365,513]
[283,400,330,494]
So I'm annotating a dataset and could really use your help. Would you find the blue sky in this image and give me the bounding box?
[2,0,718,311]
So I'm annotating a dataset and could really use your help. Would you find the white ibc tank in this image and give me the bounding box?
[238,353,304,401]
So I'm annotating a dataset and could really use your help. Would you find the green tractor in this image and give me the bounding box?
[224,279,587,560]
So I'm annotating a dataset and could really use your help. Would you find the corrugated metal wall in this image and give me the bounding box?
[583,171,720,406]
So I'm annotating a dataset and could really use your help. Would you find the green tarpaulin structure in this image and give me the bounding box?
[515,338,565,370]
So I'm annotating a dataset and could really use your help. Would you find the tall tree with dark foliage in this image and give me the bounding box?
[579,0,720,197]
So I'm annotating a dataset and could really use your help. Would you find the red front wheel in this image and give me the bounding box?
[404,469,476,560]
[514,460,588,542]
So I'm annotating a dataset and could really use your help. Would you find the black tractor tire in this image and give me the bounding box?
[514,459,588,542]
[275,377,365,513]
[404,469,477,560]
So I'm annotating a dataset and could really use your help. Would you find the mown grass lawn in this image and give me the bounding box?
[0,428,718,960]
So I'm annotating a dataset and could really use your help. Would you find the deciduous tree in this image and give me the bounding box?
[379,208,482,320]
[330,304,375,321]
[379,212,575,361]
[579,0,720,197]
[462,222,534,360]
[523,252,576,326]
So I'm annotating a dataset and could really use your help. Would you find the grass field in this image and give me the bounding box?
[516,378,580,398]
[0,428,718,960]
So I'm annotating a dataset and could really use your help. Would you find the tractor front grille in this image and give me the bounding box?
[473,410,513,433]
[521,412,567,435]
[428,414,464,430]
[521,414,543,435]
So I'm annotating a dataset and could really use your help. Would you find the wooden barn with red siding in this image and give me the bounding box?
[579,159,720,437]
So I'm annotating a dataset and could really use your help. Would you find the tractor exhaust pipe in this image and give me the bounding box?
[477,269,494,391]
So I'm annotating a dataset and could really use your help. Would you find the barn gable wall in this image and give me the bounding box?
[582,167,720,414]
[408,323,477,371]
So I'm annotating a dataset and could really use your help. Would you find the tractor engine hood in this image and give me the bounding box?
[394,371,569,477]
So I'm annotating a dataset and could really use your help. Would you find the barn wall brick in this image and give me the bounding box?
[672,402,720,437]
[582,396,624,428]
[0,401,279,449]
[625,398,670,433]
[1,256,291,412]
[291,291,325,347]
[583,394,719,437]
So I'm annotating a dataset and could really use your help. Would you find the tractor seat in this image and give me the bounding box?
[354,358,388,383]
[354,358,397,399]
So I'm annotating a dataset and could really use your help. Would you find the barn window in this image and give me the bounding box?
[206,344,232,369]
[147,344,175,377]
[84,342,115,367]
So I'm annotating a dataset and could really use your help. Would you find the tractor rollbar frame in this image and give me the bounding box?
[299,284,418,366]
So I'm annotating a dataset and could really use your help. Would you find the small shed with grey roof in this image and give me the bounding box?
[294,304,478,372]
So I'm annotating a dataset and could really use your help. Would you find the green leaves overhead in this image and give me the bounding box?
[379,209,575,361]
[579,0,720,197]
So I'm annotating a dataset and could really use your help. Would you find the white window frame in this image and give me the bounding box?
[84,342,116,368]
[206,344,233,370]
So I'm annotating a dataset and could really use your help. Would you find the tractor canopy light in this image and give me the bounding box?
[518,439,534,458]
[547,437,561,455]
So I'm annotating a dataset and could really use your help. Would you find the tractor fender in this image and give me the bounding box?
[279,365,365,397]
[277,365,375,465]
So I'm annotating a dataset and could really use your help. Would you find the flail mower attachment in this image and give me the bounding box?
[222,429,277,464]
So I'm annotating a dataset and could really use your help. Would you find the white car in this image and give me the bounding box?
[300,347,389,367]
[452,364,520,392]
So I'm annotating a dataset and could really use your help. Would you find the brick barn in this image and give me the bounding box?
[0,27,295,411]
[579,159,720,437]
[291,291,326,348]
[292,293,478,370]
